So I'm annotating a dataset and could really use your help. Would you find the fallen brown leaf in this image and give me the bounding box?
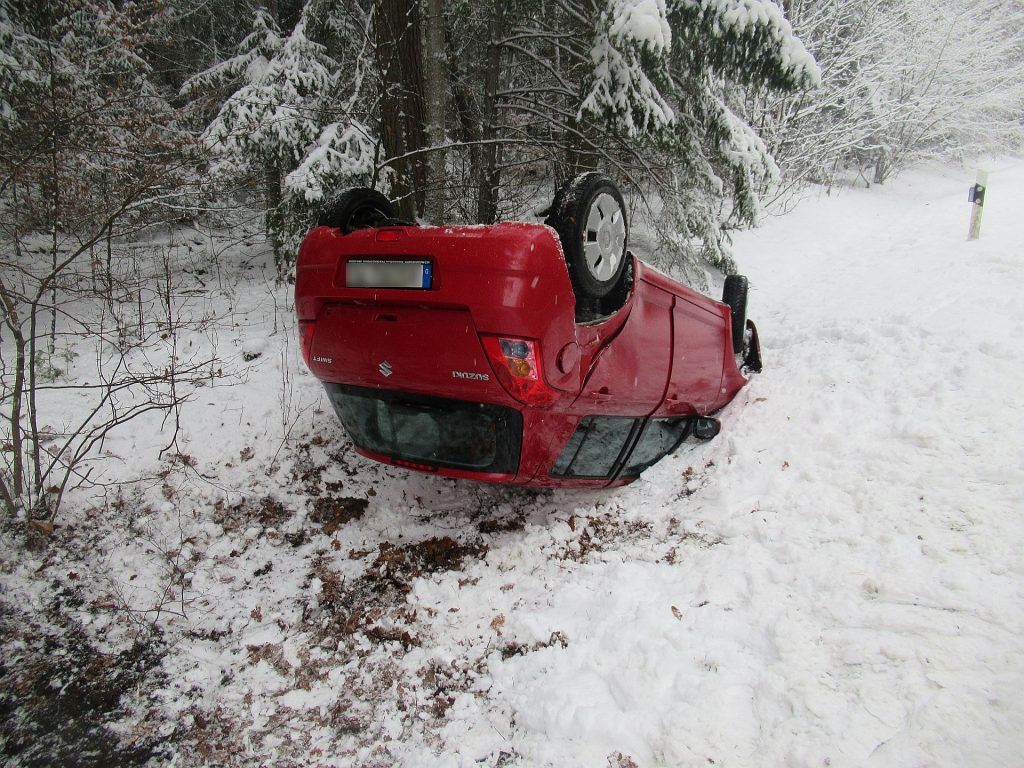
[28,519,54,536]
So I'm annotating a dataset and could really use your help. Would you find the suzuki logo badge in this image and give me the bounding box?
[379,360,393,377]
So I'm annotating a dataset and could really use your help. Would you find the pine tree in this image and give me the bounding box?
[0,0,41,128]
[184,5,375,270]
[182,0,824,278]
[571,0,820,273]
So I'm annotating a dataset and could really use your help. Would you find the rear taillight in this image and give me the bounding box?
[298,321,315,366]
[482,335,558,406]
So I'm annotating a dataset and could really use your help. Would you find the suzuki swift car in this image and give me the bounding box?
[295,174,761,488]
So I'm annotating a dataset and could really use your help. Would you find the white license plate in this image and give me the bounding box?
[346,260,432,289]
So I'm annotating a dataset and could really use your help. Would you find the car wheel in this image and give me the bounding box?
[319,188,396,233]
[722,274,748,354]
[546,173,629,300]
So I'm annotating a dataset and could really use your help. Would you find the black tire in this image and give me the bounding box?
[722,274,749,354]
[318,188,395,233]
[545,173,629,300]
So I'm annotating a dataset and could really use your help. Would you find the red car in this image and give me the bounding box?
[295,174,761,488]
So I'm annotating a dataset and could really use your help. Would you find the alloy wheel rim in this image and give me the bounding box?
[583,192,626,281]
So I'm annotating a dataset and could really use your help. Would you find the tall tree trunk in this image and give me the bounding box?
[447,27,481,213]
[46,34,59,356]
[265,157,284,273]
[0,280,26,504]
[422,0,447,223]
[375,0,428,220]
[561,1,599,178]
[262,0,286,274]
[476,3,504,224]
[872,147,890,185]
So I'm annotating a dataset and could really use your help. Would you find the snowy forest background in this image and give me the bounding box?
[2,1,1024,766]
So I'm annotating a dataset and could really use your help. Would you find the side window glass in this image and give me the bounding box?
[552,416,636,478]
[622,418,689,477]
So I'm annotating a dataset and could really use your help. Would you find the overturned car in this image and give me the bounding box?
[295,174,760,488]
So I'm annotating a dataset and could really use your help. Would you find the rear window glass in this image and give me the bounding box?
[326,384,521,474]
[552,416,636,478]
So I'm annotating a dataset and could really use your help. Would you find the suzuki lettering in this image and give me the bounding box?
[452,371,490,381]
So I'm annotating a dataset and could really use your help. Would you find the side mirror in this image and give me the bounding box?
[692,417,721,440]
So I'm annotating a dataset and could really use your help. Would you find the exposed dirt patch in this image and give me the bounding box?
[213,494,293,532]
[556,514,653,561]
[477,514,526,535]
[289,437,363,497]
[305,535,488,655]
[308,496,368,535]
[498,630,570,660]
[368,536,487,589]
[0,587,167,767]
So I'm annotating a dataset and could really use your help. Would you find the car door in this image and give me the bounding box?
[573,282,673,415]
[662,295,726,415]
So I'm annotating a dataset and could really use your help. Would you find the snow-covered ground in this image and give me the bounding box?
[2,161,1023,767]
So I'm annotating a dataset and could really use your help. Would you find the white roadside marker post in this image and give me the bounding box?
[967,170,988,240]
